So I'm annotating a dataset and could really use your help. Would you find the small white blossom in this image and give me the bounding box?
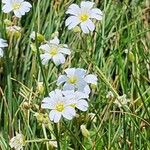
[62,90,89,111]
[57,68,97,94]
[41,89,76,123]
[2,0,32,18]
[106,91,114,99]
[0,38,8,57]
[40,36,71,66]
[65,1,103,33]
[9,132,25,150]
[114,94,130,108]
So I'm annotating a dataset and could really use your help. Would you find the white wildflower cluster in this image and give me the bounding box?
[2,0,103,148]
[41,68,97,123]
[39,1,101,123]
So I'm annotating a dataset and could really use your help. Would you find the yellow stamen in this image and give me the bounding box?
[56,102,64,112]
[68,76,77,84]
[12,3,21,10]
[50,47,58,56]
[80,14,89,22]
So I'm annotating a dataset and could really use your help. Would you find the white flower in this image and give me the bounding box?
[41,89,76,123]
[114,94,130,108]
[106,91,114,99]
[0,38,8,57]
[2,0,32,18]
[40,36,71,66]
[9,132,25,150]
[62,90,89,111]
[65,1,103,33]
[57,68,97,94]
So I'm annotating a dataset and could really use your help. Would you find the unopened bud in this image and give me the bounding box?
[36,82,44,94]
[6,25,21,39]
[30,43,37,53]
[22,101,31,110]
[34,113,44,123]
[90,83,97,90]
[30,31,45,42]
[80,125,90,138]
[128,51,135,62]
[4,19,13,26]
[73,26,81,33]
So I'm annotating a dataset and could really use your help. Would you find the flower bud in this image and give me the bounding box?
[30,31,45,42]
[128,51,135,62]
[22,101,31,110]
[80,125,90,138]
[4,19,13,26]
[90,83,97,90]
[6,25,21,39]
[34,113,44,123]
[30,43,37,54]
[36,82,44,95]
[73,26,81,33]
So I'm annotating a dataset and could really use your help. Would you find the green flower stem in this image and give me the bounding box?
[33,3,60,150]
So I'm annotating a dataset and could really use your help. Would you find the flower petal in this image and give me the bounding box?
[40,53,51,65]
[84,74,97,84]
[57,75,67,86]
[59,47,71,55]
[80,1,95,10]
[85,19,95,32]
[39,44,50,52]
[49,110,62,123]
[66,4,80,16]
[76,100,88,111]
[49,36,59,45]
[80,22,90,33]
[65,16,80,29]
[64,68,76,77]
[84,85,91,95]
[75,68,86,78]
[52,53,65,65]
[62,107,76,120]
[89,8,103,20]
[63,83,75,91]
[2,4,12,13]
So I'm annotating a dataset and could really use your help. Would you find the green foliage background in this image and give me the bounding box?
[0,0,150,149]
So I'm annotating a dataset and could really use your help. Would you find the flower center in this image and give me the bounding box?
[55,102,64,112]
[68,76,77,84]
[12,3,21,10]
[50,47,58,56]
[80,13,89,22]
